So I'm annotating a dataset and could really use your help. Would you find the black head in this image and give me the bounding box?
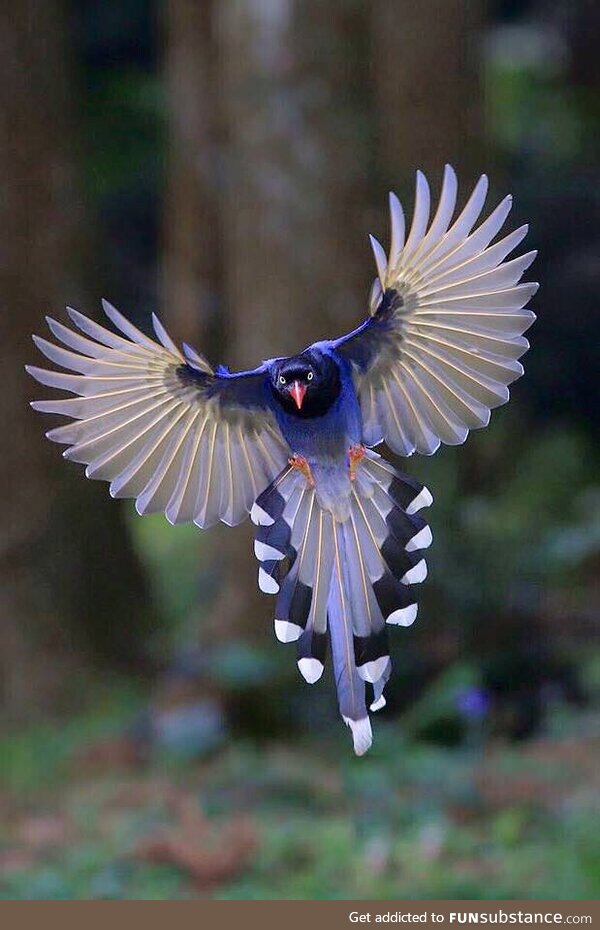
[270,349,341,419]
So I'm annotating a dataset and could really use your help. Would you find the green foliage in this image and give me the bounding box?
[1,694,598,901]
[409,416,599,623]
[81,70,164,203]
[486,27,598,167]
[0,682,144,796]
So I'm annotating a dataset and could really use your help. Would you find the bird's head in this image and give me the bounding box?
[270,349,341,418]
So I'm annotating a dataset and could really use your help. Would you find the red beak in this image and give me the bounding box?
[289,380,307,410]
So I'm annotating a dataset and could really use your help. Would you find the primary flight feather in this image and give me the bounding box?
[28,166,537,755]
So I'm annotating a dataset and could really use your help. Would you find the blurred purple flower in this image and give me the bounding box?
[456,686,490,720]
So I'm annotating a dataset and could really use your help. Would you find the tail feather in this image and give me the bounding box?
[254,518,291,563]
[251,450,433,755]
[328,532,372,755]
[257,558,281,595]
[297,628,328,683]
[273,489,314,641]
[296,508,334,683]
[342,508,390,685]
[370,658,391,712]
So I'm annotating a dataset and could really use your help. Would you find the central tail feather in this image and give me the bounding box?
[329,519,373,755]
[251,450,432,755]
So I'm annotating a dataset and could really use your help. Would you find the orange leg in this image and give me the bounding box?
[349,443,366,481]
[289,453,314,487]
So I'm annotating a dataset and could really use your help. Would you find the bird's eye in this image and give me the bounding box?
[307,371,313,381]
[278,375,286,385]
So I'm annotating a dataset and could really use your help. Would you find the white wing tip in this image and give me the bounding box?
[369,234,388,286]
[65,306,82,326]
[343,716,373,756]
[387,603,418,627]
[297,657,324,684]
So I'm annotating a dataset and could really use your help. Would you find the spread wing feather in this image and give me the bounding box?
[334,165,538,456]
[27,300,289,527]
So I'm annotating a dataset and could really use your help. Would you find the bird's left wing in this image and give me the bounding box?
[27,300,289,527]
[333,166,538,455]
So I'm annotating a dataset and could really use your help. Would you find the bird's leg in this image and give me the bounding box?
[289,453,314,487]
[349,443,366,481]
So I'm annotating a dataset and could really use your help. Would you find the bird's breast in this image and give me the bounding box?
[311,460,353,521]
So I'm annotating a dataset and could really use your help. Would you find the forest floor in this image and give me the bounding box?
[1,685,598,900]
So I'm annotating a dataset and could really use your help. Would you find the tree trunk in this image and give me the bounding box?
[370,0,490,676]
[163,0,373,647]
[0,0,156,722]
[370,0,487,191]
[162,0,222,351]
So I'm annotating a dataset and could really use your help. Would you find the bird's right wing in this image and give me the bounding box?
[333,166,538,455]
[27,301,289,527]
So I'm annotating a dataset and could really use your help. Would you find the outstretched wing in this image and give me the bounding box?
[333,165,538,455]
[27,300,289,527]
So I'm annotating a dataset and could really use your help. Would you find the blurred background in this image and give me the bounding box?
[1,0,599,901]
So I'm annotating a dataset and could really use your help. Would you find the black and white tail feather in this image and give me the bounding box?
[251,450,432,755]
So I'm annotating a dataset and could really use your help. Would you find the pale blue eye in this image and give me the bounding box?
[307,372,313,381]
[278,375,286,385]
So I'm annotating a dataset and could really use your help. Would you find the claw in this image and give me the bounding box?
[289,453,314,487]
[349,443,366,481]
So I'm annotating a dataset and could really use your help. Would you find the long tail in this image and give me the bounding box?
[251,450,432,755]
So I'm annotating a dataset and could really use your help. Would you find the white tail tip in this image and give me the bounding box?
[254,539,285,562]
[343,715,373,756]
[401,558,428,585]
[370,695,386,712]
[406,487,433,515]
[357,656,390,684]
[251,502,274,526]
[386,603,418,627]
[274,619,302,643]
[297,657,324,684]
[258,567,279,594]
[406,525,433,552]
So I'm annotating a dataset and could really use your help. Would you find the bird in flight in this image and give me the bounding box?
[28,166,537,755]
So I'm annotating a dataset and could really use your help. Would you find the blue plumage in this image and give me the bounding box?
[28,167,537,753]
[266,345,362,518]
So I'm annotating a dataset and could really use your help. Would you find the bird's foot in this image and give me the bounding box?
[349,443,366,481]
[289,453,314,487]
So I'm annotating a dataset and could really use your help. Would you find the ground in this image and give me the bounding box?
[1,685,598,901]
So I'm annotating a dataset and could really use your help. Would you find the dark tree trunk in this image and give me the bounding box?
[371,0,487,189]
[0,0,156,721]
[163,0,373,647]
[162,0,222,351]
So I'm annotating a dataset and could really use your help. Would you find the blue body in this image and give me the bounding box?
[269,346,361,460]
[267,344,363,517]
